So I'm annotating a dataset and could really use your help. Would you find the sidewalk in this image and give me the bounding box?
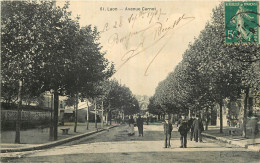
[202,125,260,152]
[1,122,118,153]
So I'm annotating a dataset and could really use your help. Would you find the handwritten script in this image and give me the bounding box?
[102,10,195,76]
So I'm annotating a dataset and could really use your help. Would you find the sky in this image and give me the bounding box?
[57,0,221,97]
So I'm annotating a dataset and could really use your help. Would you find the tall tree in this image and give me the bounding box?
[1,1,114,141]
[64,25,114,132]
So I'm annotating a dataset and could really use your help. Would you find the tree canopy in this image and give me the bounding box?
[149,3,259,127]
[1,1,114,104]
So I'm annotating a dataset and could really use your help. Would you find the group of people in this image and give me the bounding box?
[128,115,144,137]
[128,114,204,148]
[164,114,204,148]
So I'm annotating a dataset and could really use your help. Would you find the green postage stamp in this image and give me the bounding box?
[225,1,259,44]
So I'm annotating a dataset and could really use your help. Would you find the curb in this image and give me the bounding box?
[0,125,118,153]
[202,133,260,152]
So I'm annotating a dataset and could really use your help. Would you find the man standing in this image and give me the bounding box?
[248,114,259,145]
[193,116,204,142]
[199,117,204,142]
[188,116,194,141]
[164,117,173,148]
[128,115,135,136]
[136,115,144,137]
[178,114,189,148]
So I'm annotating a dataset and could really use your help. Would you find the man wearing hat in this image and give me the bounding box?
[192,115,204,142]
[177,114,189,148]
[163,116,173,148]
[188,115,195,141]
[248,114,259,145]
[136,114,144,137]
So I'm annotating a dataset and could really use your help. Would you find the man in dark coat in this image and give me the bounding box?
[248,115,259,145]
[199,118,204,142]
[128,115,135,136]
[136,115,144,137]
[193,116,204,142]
[178,115,189,148]
[164,117,173,148]
[188,116,194,141]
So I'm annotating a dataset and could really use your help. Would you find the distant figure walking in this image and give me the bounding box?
[199,118,204,141]
[178,114,189,148]
[248,115,259,145]
[193,116,204,142]
[137,115,144,137]
[128,115,135,136]
[164,117,173,148]
[188,116,194,141]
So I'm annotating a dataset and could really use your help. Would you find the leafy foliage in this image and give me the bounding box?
[149,2,259,122]
[1,1,114,104]
[103,79,140,115]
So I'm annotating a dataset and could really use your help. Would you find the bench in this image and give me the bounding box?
[228,128,240,136]
[61,128,70,135]
[37,125,49,133]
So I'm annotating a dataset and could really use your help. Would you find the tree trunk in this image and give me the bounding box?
[242,87,249,138]
[122,111,125,123]
[49,94,54,140]
[219,100,223,133]
[110,110,112,125]
[106,111,108,126]
[15,80,22,143]
[86,100,89,130]
[106,103,110,126]
[205,107,209,131]
[101,100,104,128]
[94,98,97,129]
[74,94,78,132]
[53,89,59,141]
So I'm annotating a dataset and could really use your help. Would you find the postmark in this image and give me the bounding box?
[225,1,259,44]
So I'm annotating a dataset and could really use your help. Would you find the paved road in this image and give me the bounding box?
[1,124,260,163]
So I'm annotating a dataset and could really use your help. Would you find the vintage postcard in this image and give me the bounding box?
[1,0,260,162]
